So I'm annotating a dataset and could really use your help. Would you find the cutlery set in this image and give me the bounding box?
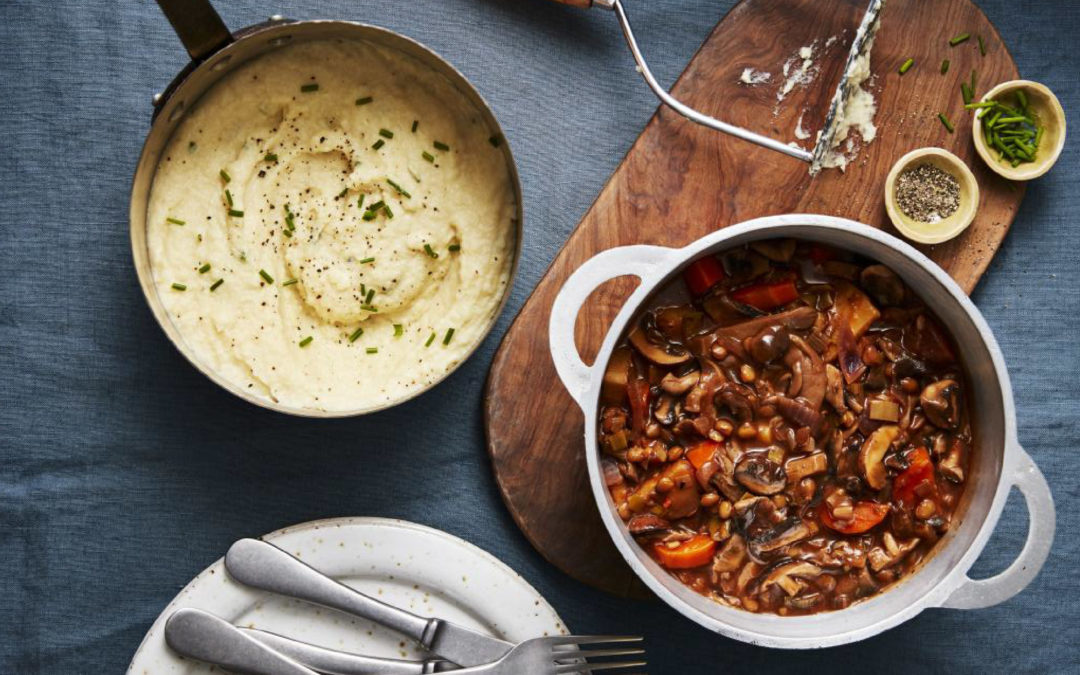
[164,539,645,674]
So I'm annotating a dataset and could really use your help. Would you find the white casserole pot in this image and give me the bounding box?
[549,214,1054,648]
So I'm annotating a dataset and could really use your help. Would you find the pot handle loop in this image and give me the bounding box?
[156,0,233,62]
[940,444,1055,610]
[549,245,675,407]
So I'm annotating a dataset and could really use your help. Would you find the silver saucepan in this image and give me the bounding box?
[550,214,1054,648]
[130,0,523,417]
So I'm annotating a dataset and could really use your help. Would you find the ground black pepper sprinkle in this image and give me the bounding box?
[895,163,960,223]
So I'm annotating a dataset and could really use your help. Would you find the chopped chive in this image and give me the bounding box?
[349,327,364,342]
[228,209,244,217]
[382,204,393,219]
[411,120,419,133]
[259,269,274,284]
[970,69,977,92]
[166,216,186,225]
[489,135,502,147]
[422,151,435,163]
[379,128,394,139]
[425,331,436,347]
[264,153,278,162]
[198,263,211,274]
[337,187,349,199]
[940,59,950,75]
[995,116,1028,124]
[938,113,955,133]
[210,278,224,292]
[1016,89,1028,110]
[282,278,298,287]
[299,336,313,347]
[362,210,378,221]
[898,58,914,75]
[301,83,319,93]
[365,288,375,304]
[386,179,411,198]
[283,228,293,238]
[423,243,439,259]
[433,141,450,151]
[366,347,378,354]
[394,323,404,337]
[372,139,385,150]
[442,327,455,345]
[225,189,234,207]
[219,169,231,183]
[355,96,373,106]
[949,33,970,46]
[360,283,366,296]
[360,304,378,313]
[965,101,995,110]
[1035,126,1045,146]
[358,195,365,210]
[448,244,461,252]
[359,257,375,264]
[961,83,972,105]
[171,282,187,291]
[978,35,986,56]
[369,200,386,212]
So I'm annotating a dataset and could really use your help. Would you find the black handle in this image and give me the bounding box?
[156,0,233,61]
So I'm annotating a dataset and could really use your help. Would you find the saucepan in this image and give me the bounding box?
[130,0,523,417]
[549,214,1054,648]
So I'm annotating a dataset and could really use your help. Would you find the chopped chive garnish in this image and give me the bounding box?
[301,83,319,93]
[423,243,439,259]
[422,151,435,163]
[949,33,970,46]
[386,179,411,198]
[229,209,244,217]
[259,269,274,284]
[372,139,385,150]
[219,169,231,183]
[411,120,419,133]
[938,113,955,133]
[970,69,977,92]
[282,278,298,286]
[198,263,211,274]
[360,304,378,313]
[941,59,950,75]
[171,282,187,291]
[433,140,450,151]
[349,327,364,342]
[366,347,378,354]
[379,128,394,139]
[898,58,914,75]
[358,195,365,210]
[448,244,461,252]
[382,204,394,219]
[264,153,278,162]
[1016,89,1028,110]
[225,189,233,207]
[299,336,313,347]
[425,331,436,347]
[394,324,404,337]
[210,278,224,292]
[369,200,386,211]
[166,216,186,225]
[365,288,375,304]
[961,83,972,105]
[362,210,378,221]
[355,96,373,106]
[443,327,455,345]
[489,135,502,147]
[978,35,986,56]
[337,187,349,199]
[359,257,375,264]
[283,229,293,238]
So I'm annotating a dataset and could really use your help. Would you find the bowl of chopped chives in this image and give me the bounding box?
[970,80,1066,181]
[884,147,979,245]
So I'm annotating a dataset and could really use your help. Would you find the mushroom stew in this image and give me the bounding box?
[599,239,972,615]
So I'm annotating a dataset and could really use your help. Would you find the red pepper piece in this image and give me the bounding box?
[683,256,726,297]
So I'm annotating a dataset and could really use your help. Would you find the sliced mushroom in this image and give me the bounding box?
[920,379,962,429]
[735,456,787,496]
[749,239,796,263]
[714,382,757,422]
[785,334,826,409]
[824,364,846,412]
[705,306,818,346]
[653,394,676,426]
[860,264,905,306]
[628,325,691,366]
[760,561,823,595]
[660,370,700,395]
[767,395,821,433]
[867,534,919,572]
[859,425,899,490]
[785,592,824,610]
[712,534,747,574]
[748,519,812,560]
[627,514,671,537]
[939,438,966,483]
[786,453,828,484]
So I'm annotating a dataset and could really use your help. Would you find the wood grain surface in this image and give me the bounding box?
[486,0,1023,597]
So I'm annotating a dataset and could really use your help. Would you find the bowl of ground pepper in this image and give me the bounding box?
[884,147,979,245]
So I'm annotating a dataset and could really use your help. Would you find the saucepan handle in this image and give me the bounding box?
[549,245,675,407]
[940,444,1055,610]
[156,0,233,61]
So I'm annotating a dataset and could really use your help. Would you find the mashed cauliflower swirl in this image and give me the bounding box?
[147,40,516,412]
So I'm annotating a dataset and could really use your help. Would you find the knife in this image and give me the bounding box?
[242,627,453,674]
[165,608,319,675]
[225,538,514,668]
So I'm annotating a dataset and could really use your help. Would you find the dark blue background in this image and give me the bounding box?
[1,1,1076,672]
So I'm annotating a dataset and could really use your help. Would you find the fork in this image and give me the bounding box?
[165,608,645,675]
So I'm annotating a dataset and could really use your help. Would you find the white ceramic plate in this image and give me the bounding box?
[128,517,568,673]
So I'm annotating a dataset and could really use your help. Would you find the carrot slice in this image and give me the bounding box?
[893,446,935,509]
[820,501,890,534]
[686,440,720,469]
[654,534,717,569]
[683,257,726,296]
[731,279,799,311]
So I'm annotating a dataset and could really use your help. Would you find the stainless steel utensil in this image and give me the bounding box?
[430,635,644,675]
[550,0,885,171]
[225,538,513,667]
[165,608,319,675]
[242,627,449,674]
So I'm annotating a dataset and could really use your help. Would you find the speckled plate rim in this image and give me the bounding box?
[127,517,567,672]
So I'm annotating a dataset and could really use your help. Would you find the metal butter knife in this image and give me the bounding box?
[225,538,514,668]
[242,627,451,674]
[165,608,319,675]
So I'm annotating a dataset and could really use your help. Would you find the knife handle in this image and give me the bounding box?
[242,628,444,675]
[226,539,435,649]
[165,608,319,675]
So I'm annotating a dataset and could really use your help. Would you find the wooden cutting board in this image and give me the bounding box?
[486,0,1023,597]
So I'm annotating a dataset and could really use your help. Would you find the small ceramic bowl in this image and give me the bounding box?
[972,80,1066,181]
[884,147,979,245]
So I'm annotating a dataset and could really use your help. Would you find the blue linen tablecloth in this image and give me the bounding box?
[1,1,1077,672]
